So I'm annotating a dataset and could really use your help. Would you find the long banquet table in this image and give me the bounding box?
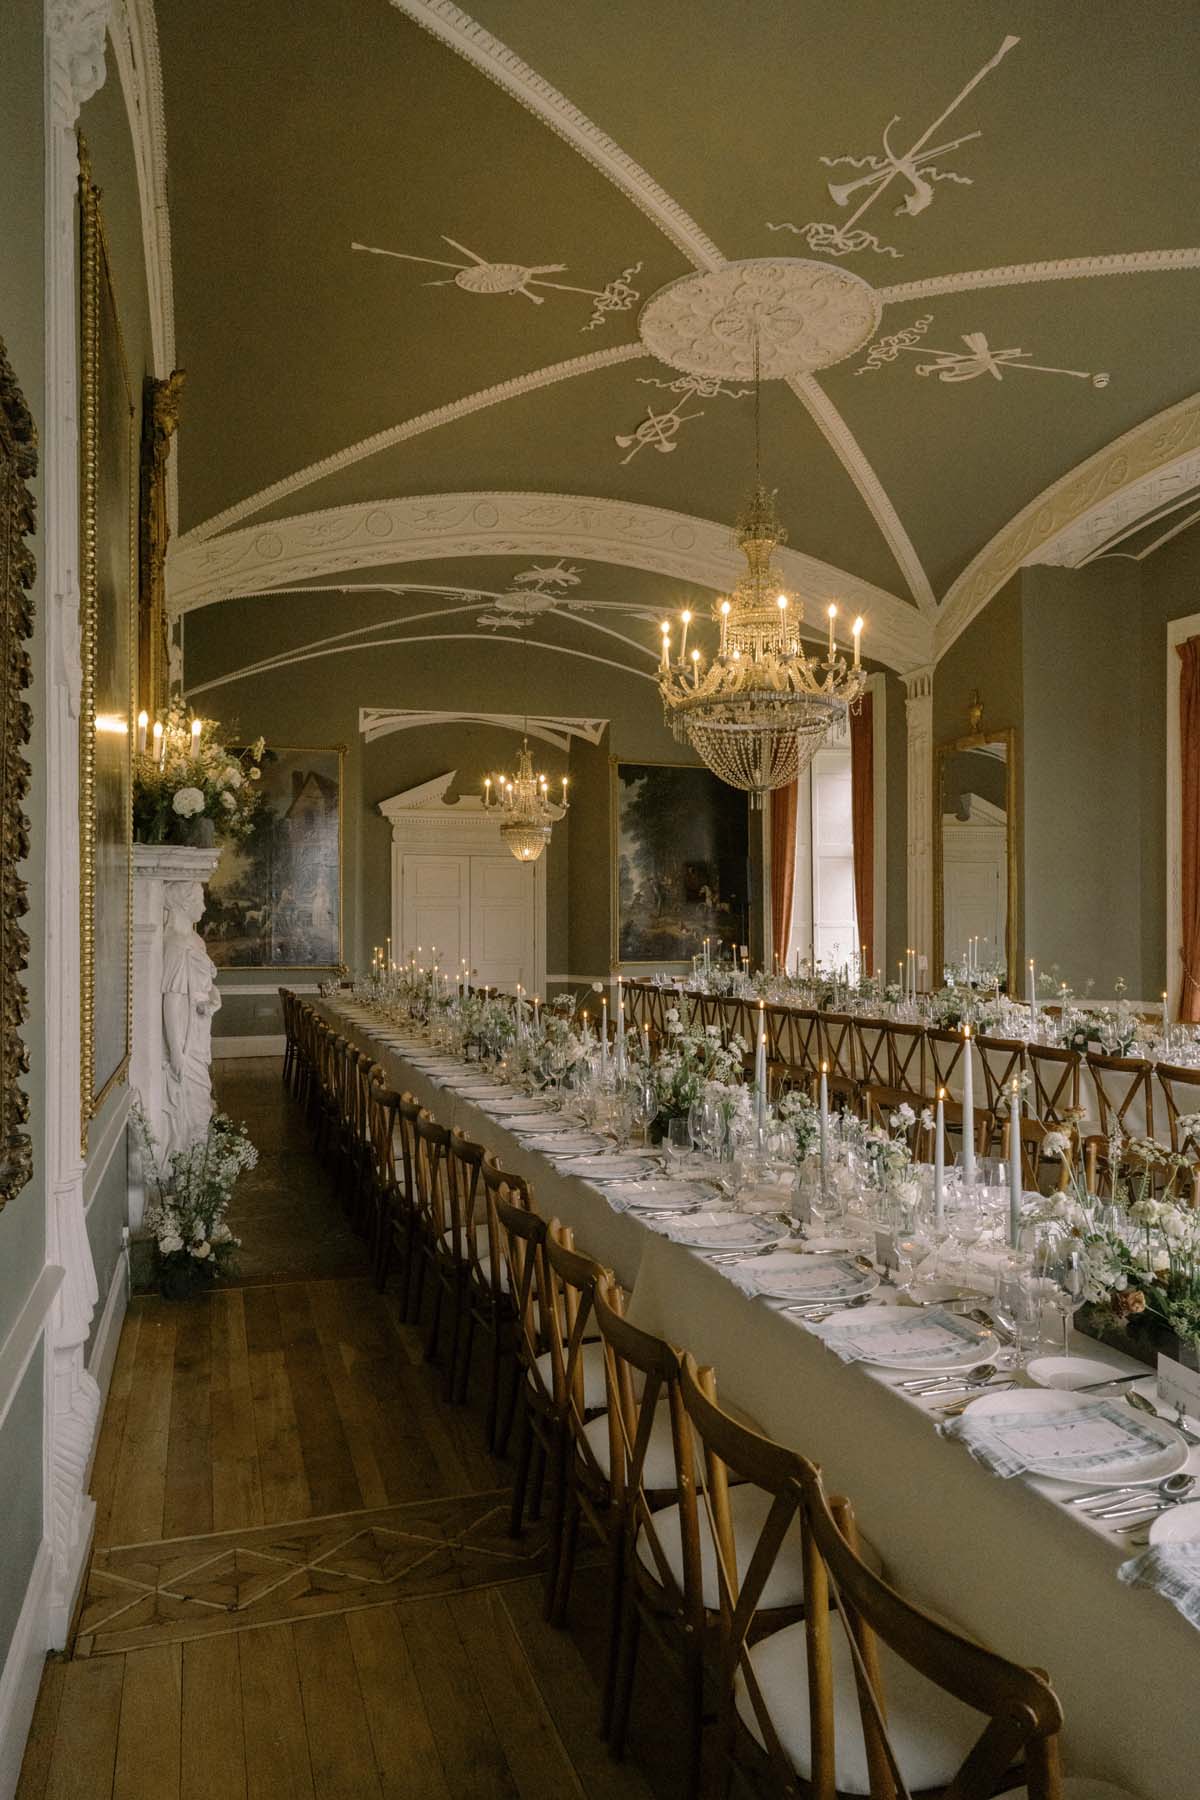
[320,997,1199,1800]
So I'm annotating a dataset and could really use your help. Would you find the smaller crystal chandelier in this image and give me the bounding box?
[482,739,568,862]
[655,345,867,804]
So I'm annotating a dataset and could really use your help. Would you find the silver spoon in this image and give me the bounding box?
[1091,1473,1195,1519]
[1127,1390,1200,1447]
[902,1363,999,1394]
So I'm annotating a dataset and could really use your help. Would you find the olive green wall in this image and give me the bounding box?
[0,0,48,1697]
[1141,521,1200,998]
[1021,562,1143,994]
[882,670,908,977]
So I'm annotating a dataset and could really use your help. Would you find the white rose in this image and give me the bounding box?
[249,767,261,780]
[158,1233,183,1255]
[220,790,237,811]
[172,786,205,818]
[220,765,243,789]
[211,1221,232,1243]
[190,1241,211,1259]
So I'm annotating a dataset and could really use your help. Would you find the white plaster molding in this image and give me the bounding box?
[0,1540,53,1800]
[903,665,934,978]
[786,375,938,617]
[177,344,650,547]
[107,0,173,375]
[878,247,1200,306]
[85,1252,128,1417]
[937,392,1200,658]
[169,490,930,674]
[42,2,108,1649]
[46,0,109,125]
[1028,450,1200,569]
[388,0,724,272]
[359,708,607,751]
[638,260,881,379]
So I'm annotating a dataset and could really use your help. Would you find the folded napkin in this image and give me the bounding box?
[940,1399,1168,1479]
[811,1306,981,1366]
[1118,1545,1200,1631]
[722,1252,870,1301]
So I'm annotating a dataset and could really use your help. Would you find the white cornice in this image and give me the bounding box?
[787,374,937,616]
[168,489,932,674]
[936,392,1200,657]
[360,708,607,751]
[47,0,109,126]
[388,0,724,272]
[879,247,1200,306]
[178,344,650,545]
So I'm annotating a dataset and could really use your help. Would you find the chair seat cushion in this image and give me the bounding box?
[735,1617,985,1795]
[636,1485,881,1612]
[582,1402,678,1490]
[532,1341,607,1411]
[439,1222,488,1259]
[476,1252,509,1295]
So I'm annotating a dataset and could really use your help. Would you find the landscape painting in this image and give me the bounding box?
[613,760,750,965]
[206,746,344,968]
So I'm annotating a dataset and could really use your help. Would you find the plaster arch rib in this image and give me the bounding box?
[168,490,932,675]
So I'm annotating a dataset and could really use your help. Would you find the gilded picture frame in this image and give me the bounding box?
[79,144,136,1146]
[0,332,38,1209]
[610,757,750,967]
[205,744,346,969]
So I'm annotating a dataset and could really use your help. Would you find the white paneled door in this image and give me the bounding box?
[470,855,535,990]
[396,849,538,991]
[400,855,468,970]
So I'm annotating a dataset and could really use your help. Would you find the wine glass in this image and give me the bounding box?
[687,1099,708,1159]
[665,1118,692,1172]
[629,1078,656,1148]
[992,1260,1041,1369]
[1040,1241,1088,1356]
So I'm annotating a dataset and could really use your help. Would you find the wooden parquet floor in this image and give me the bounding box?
[16,1062,677,1800]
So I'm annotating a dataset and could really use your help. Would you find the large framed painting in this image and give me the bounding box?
[206,745,345,968]
[79,147,136,1143]
[0,333,37,1208]
[612,759,750,965]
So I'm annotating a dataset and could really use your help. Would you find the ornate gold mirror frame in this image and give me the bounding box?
[79,142,136,1147]
[0,333,37,1209]
[932,696,1019,986]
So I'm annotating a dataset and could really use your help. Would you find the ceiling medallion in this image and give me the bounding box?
[637,258,882,381]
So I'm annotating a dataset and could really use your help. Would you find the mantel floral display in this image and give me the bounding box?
[132,1103,254,1299]
[133,698,265,847]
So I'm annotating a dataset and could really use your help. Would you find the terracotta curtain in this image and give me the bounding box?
[850,693,874,976]
[1179,637,1200,1023]
[770,780,798,973]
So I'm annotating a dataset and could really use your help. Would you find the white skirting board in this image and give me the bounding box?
[86,1252,128,1428]
[213,1035,286,1059]
[0,1540,52,1800]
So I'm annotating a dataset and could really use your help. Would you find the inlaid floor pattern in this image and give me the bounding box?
[17,1060,675,1800]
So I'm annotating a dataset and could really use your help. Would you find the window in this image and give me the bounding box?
[788,722,860,973]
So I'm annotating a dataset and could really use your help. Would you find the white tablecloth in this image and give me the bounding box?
[321,1002,1197,1800]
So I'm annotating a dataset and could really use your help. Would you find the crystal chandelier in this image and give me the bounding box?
[482,739,568,862]
[655,357,867,804]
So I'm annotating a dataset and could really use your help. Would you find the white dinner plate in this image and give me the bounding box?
[605,1182,701,1213]
[1025,1355,1143,1392]
[961,1388,1188,1486]
[523,1133,606,1154]
[455,1086,520,1101]
[819,1305,994,1373]
[557,1156,658,1179]
[750,1256,879,1303]
[510,1115,575,1134]
[1149,1500,1200,1546]
[665,1212,787,1252]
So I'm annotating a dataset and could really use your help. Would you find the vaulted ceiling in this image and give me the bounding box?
[160,0,1200,686]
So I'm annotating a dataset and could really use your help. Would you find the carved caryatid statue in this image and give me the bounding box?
[161,878,221,1158]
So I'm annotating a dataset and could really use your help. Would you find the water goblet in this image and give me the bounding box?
[665,1117,692,1172]
[1039,1240,1088,1356]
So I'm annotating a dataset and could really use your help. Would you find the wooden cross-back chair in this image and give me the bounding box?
[476,1158,532,1454]
[279,987,298,1094]
[820,1013,859,1101]
[541,1224,620,1634]
[926,1028,966,1097]
[793,1458,1065,1800]
[1026,1044,1081,1127]
[974,1035,1026,1122]
[885,1022,926,1098]
[494,1194,556,1547]
[860,1086,926,1148]
[427,1128,488,1404]
[853,1018,891,1091]
[1003,1114,1072,1195]
[692,991,725,1035]
[677,1355,1066,1799]
[776,1007,822,1083]
[1086,1053,1155,1142]
[622,981,651,1031]
[366,1078,405,1292]
[412,1110,452,1353]
[1157,1062,1200,1157]
[392,1094,422,1317]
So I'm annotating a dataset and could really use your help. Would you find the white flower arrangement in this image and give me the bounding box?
[171,785,205,818]
[131,1104,253,1296]
[134,698,266,847]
